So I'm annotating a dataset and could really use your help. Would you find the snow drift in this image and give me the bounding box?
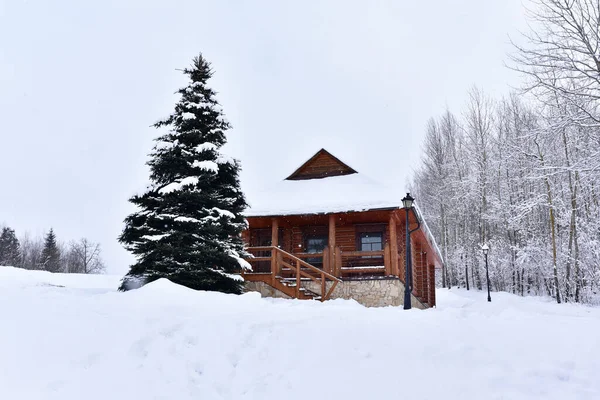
[0,267,598,400]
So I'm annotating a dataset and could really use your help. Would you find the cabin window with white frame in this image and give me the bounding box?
[359,232,383,254]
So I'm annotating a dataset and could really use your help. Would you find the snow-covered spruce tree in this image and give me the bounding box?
[0,227,21,266]
[40,228,61,272]
[119,54,248,294]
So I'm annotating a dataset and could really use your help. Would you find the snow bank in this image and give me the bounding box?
[1,268,599,400]
[0,266,121,290]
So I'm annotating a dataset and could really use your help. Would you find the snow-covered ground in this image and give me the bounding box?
[1,267,598,400]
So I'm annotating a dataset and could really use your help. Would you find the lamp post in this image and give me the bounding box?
[482,243,491,302]
[463,252,469,291]
[402,193,415,310]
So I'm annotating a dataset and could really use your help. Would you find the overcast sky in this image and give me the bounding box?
[0,0,528,274]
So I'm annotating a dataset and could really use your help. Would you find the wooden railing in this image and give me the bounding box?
[335,242,391,276]
[245,246,341,301]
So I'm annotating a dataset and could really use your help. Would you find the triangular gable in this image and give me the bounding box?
[285,149,358,180]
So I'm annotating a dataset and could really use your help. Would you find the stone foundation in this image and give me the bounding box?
[245,277,428,309]
[244,281,292,299]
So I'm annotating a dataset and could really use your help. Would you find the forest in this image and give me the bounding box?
[0,226,105,274]
[412,0,600,304]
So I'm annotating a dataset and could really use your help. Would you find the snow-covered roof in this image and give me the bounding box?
[245,172,404,217]
[245,148,402,216]
[244,149,444,266]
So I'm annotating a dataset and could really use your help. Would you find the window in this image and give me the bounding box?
[306,236,328,253]
[359,232,383,252]
[354,224,385,265]
[304,234,328,266]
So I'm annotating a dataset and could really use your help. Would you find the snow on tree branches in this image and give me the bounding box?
[0,227,20,267]
[119,54,248,294]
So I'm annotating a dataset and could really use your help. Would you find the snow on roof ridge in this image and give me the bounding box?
[245,171,403,217]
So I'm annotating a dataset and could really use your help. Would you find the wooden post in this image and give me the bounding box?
[276,250,283,280]
[328,214,336,275]
[335,246,342,277]
[384,242,391,275]
[271,218,279,281]
[271,218,279,247]
[296,259,301,298]
[389,213,399,276]
[322,247,329,300]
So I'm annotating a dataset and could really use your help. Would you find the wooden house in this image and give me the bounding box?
[242,149,442,308]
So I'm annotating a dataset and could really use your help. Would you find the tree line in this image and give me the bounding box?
[412,0,600,304]
[0,226,105,274]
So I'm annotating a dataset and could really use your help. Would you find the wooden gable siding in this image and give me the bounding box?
[286,149,357,180]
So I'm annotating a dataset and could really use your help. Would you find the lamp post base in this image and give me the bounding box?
[403,286,411,309]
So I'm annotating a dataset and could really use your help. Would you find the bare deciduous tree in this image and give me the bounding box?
[68,239,106,274]
[510,0,600,123]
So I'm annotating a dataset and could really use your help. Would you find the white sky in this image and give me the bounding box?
[0,1,528,274]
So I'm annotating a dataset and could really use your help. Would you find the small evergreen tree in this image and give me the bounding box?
[0,227,21,266]
[40,228,61,272]
[119,54,248,293]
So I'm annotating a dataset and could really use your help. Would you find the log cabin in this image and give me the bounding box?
[242,149,442,308]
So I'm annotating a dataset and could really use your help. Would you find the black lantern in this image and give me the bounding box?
[402,193,415,209]
[482,244,489,256]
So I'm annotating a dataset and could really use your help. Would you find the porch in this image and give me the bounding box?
[244,210,406,276]
[242,209,438,307]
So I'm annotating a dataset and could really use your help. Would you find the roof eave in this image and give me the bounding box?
[244,206,401,218]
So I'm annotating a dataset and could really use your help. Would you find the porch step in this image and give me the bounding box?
[299,287,321,299]
[245,273,321,300]
[260,275,318,300]
[242,247,341,301]
[279,279,322,299]
[279,277,312,287]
